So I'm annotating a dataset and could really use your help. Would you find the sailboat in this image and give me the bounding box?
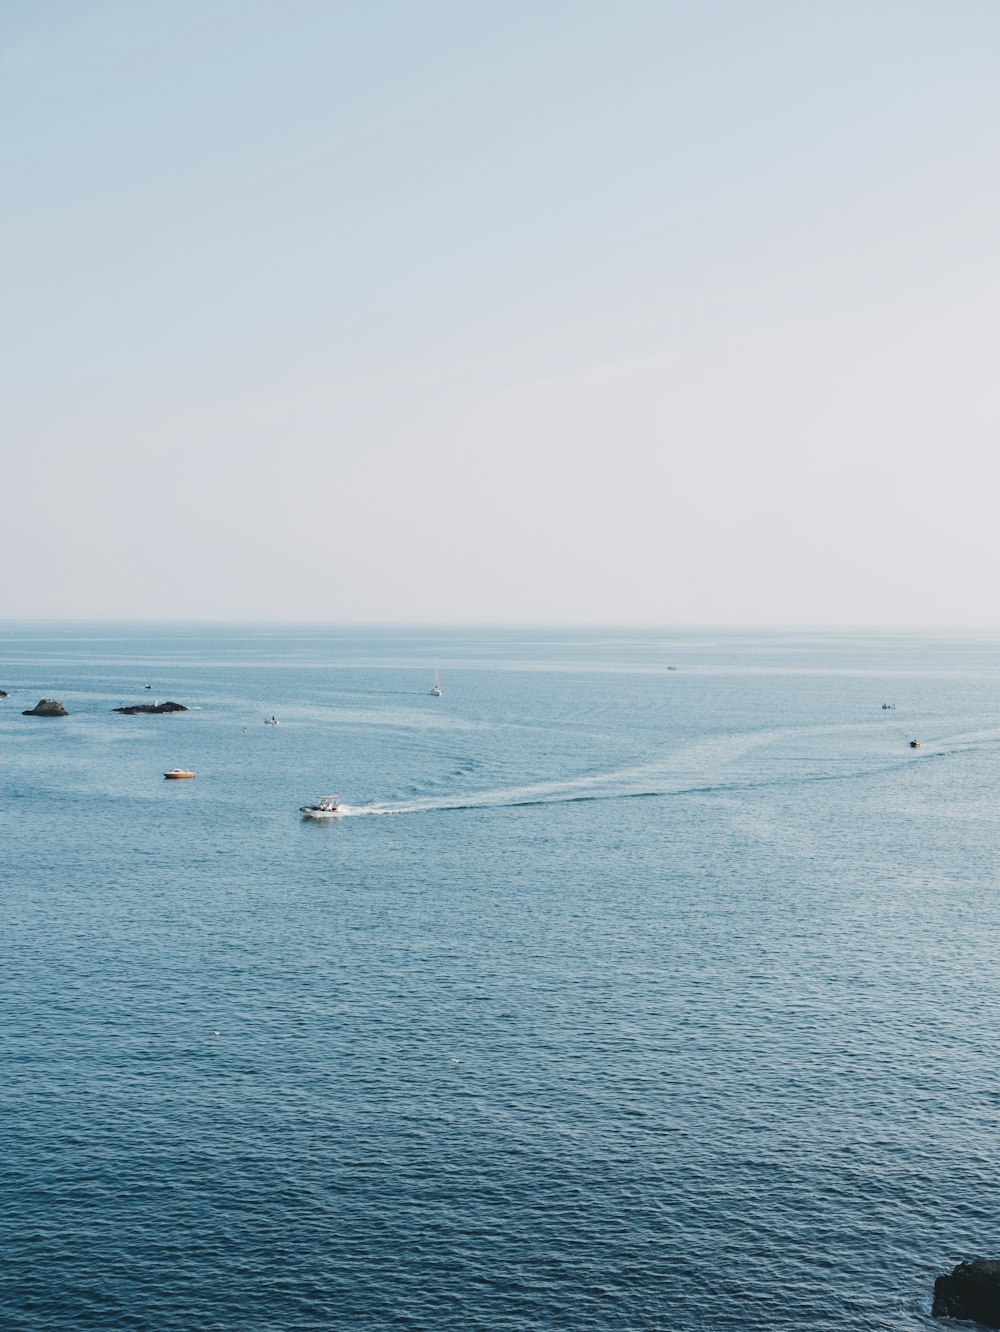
[429,664,442,697]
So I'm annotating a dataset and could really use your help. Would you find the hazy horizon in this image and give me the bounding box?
[4,1,999,625]
[3,619,1000,635]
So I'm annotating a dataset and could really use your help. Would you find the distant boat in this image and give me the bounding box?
[164,768,195,779]
[909,739,922,748]
[429,665,442,697]
[881,703,896,710]
[264,716,279,725]
[300,795,341,819]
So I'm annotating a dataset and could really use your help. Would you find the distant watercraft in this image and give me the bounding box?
[429,665,442,697]
[264,716,279,725]
[300,795,341,819]
[909,739,922,748]
[164,768,195,779]
[881,703,896,710]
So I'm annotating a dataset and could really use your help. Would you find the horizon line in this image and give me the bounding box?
[1,619,999,633]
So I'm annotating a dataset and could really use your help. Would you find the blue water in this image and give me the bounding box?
[2,624,999,1331]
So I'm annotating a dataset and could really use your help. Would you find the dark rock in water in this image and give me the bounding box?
[0,689,8,697]
[933,1258,1000,1325]
[22,699,68,716]
[113,701,188,715]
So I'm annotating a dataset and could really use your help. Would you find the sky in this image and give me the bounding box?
[3,0,1000,624]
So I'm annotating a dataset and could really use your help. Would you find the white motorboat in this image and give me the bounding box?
[300,795,341,819]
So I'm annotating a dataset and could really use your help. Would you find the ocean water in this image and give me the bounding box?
[1,624,999,1331]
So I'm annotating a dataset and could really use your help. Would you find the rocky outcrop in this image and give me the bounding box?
[0,690,8,697]
[114,701,188,715]
[22,699,68,716]
[934,1258,1000,1325]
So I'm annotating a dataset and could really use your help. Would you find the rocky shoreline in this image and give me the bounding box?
[22,699,69,716]
[934,1258,1000,1326]
[4,694,190,716]
[114,701,188,715]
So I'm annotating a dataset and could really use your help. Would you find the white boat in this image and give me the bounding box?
[429,665,442,697]
[300,795,341,819]
[264,716,279,725]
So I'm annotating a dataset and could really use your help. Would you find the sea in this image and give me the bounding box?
[1,623,998,1332]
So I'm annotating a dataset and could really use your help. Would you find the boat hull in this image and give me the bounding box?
[164,770,196,779]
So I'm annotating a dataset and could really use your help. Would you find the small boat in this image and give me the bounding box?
[264,716,279,725]
[909,739,922,748]
[881,703,896,710]
[429,665,442,697]
[300,795,341,819]
[164,768,196,779]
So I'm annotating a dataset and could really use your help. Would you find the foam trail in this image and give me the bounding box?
[336,720,944,819]
[339,762,678,817]
[339,728,814,817]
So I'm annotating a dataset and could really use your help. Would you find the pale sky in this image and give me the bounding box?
[3,0,1000,624]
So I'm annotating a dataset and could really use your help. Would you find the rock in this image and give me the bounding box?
[0,689,8,697]
[22,699,68,716]
[113,701,188,715]
[933,1258,1000,1325]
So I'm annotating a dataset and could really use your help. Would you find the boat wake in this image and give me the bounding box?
[334,719,977,819]
[335,757,692,817]
[336,766,884,819]
[338,773,855,818]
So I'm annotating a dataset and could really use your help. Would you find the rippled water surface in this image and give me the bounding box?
[2,625,999,1330]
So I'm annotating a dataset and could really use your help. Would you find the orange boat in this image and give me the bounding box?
[164,768,196,779]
